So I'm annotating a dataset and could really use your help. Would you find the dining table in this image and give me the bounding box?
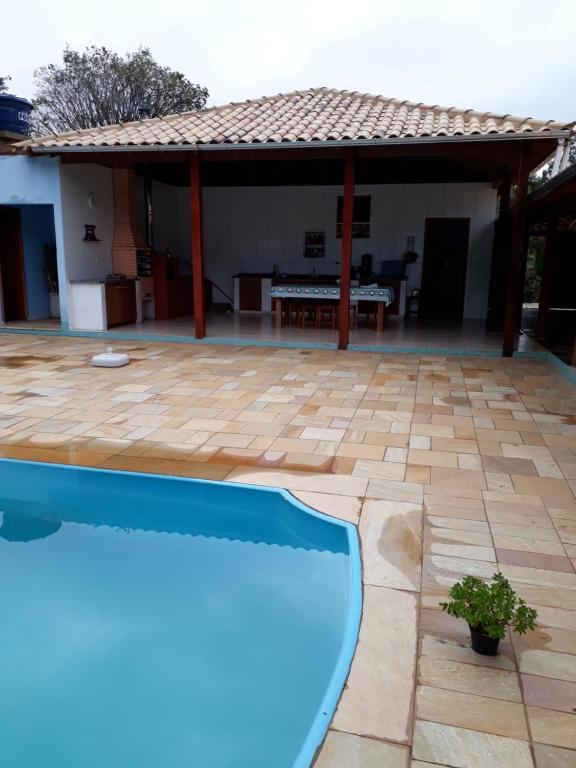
[270,284,394,331]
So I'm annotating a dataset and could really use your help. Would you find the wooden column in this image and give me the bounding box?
[338,150,355,350]
[502,144,530,357]
[190,153,205,339]
[535,218,556,339]
[486,173,512,331]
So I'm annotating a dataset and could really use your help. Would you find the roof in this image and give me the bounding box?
[18,87,572,151]
[528,162,576,217]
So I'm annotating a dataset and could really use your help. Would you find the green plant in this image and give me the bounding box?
[43,243,58,293]
[440,573,538,640]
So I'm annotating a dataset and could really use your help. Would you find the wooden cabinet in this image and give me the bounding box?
[105,282,137,327]
[153,253,182,320]
[238,277,262,311]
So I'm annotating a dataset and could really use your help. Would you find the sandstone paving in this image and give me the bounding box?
[1,335,576,767]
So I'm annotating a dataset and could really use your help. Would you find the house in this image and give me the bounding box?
[2,87,573,355]
[525,163,576,365]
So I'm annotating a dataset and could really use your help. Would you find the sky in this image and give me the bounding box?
[1,0,575,123]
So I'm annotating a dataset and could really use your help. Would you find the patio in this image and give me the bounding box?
[6,313,542,355]
[124,314,526,352]
[0,333,574,766]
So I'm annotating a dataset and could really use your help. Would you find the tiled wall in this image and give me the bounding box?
[60,164,114,282]
[152,181,498,319]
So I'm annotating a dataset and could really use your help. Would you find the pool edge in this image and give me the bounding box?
[0,458,363,768]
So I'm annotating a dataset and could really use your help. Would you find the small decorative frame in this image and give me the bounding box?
[82,224,101,242]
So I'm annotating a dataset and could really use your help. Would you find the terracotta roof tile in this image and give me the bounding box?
[18,87,571,150]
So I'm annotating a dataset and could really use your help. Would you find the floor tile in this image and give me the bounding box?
[527,707,576,750]
[290,490,361,524]
[430,467,487,490]
[493,535,566,556]
[499,563,576,590]
[496,549,575,573]
[314,731,409,768]
[366,478,424,503]
[412,721,534,768]
[224,466,368,496]
[511,475,574,499]
[521,674,576,713]
[418,656,521,701]
[483,455,538,476]
[408,449,459,468]
[533,743,576,768]
[420,632,516,670]
[415,685,529,739]
[517,649,576,683]
[360,499,422,591]
[333,585,418,744]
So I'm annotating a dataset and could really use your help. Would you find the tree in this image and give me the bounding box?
[31,46,208,136]
[0,75,10,93]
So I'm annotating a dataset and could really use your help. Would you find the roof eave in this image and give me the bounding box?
[25,130,570,154]
[527,162,576,205]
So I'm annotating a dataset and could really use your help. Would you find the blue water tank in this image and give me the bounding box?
[0,93,32,136]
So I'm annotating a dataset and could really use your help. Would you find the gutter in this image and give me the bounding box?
[527,160,576,204]
[559,135,573,171]
[26,130,571,155]
[551,138,565,176]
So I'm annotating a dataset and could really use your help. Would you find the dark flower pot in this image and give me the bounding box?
[469,626,500,655]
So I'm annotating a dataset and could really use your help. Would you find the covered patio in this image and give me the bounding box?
[15,88,573,356]
[524,163,576,366]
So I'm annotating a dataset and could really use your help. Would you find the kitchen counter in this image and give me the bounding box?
[234,273,340,280]
[68,279,141,330]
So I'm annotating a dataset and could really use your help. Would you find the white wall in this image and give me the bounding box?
[151,181,191,274]
[152,181,498,319]
[60,164,114,282]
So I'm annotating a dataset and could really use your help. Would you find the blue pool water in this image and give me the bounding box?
[0,460,360,768]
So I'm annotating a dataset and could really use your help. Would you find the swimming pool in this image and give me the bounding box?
[0,459,361,768]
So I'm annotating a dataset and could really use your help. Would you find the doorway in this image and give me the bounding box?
[0,207,27,322]
[419,218,470,321]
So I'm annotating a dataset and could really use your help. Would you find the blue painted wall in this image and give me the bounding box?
[0,155,68,326]
[19,205,54,320]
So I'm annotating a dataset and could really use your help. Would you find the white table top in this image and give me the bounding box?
[270,284,394,303]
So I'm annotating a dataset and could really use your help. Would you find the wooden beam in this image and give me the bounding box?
[338,150,355,350]
[190,153,205,339]
[535,218,556,339]
[502,144,530,357]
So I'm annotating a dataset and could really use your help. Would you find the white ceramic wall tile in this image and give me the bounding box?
[149,181,498,318]
[60,164,114,283]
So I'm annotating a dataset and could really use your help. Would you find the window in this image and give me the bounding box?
[336,195,371,238]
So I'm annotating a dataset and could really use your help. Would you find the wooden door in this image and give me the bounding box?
[419,218,470,321]
[239,277,262,311]
[0,207,27,322]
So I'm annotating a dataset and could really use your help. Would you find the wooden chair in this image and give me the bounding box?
[349,304,358,329]
[316,301,338,329]
[299,302,317,328]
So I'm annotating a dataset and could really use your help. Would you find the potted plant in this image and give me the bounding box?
[440,573,538,655]
[43,243,60,318]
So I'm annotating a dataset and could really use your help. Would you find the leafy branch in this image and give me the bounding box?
[440,573,538,640]
[30,46,208,137]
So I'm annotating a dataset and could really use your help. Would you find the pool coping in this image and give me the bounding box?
[0,458,363,768]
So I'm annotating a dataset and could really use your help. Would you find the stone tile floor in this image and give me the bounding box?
[1,334,575,768]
